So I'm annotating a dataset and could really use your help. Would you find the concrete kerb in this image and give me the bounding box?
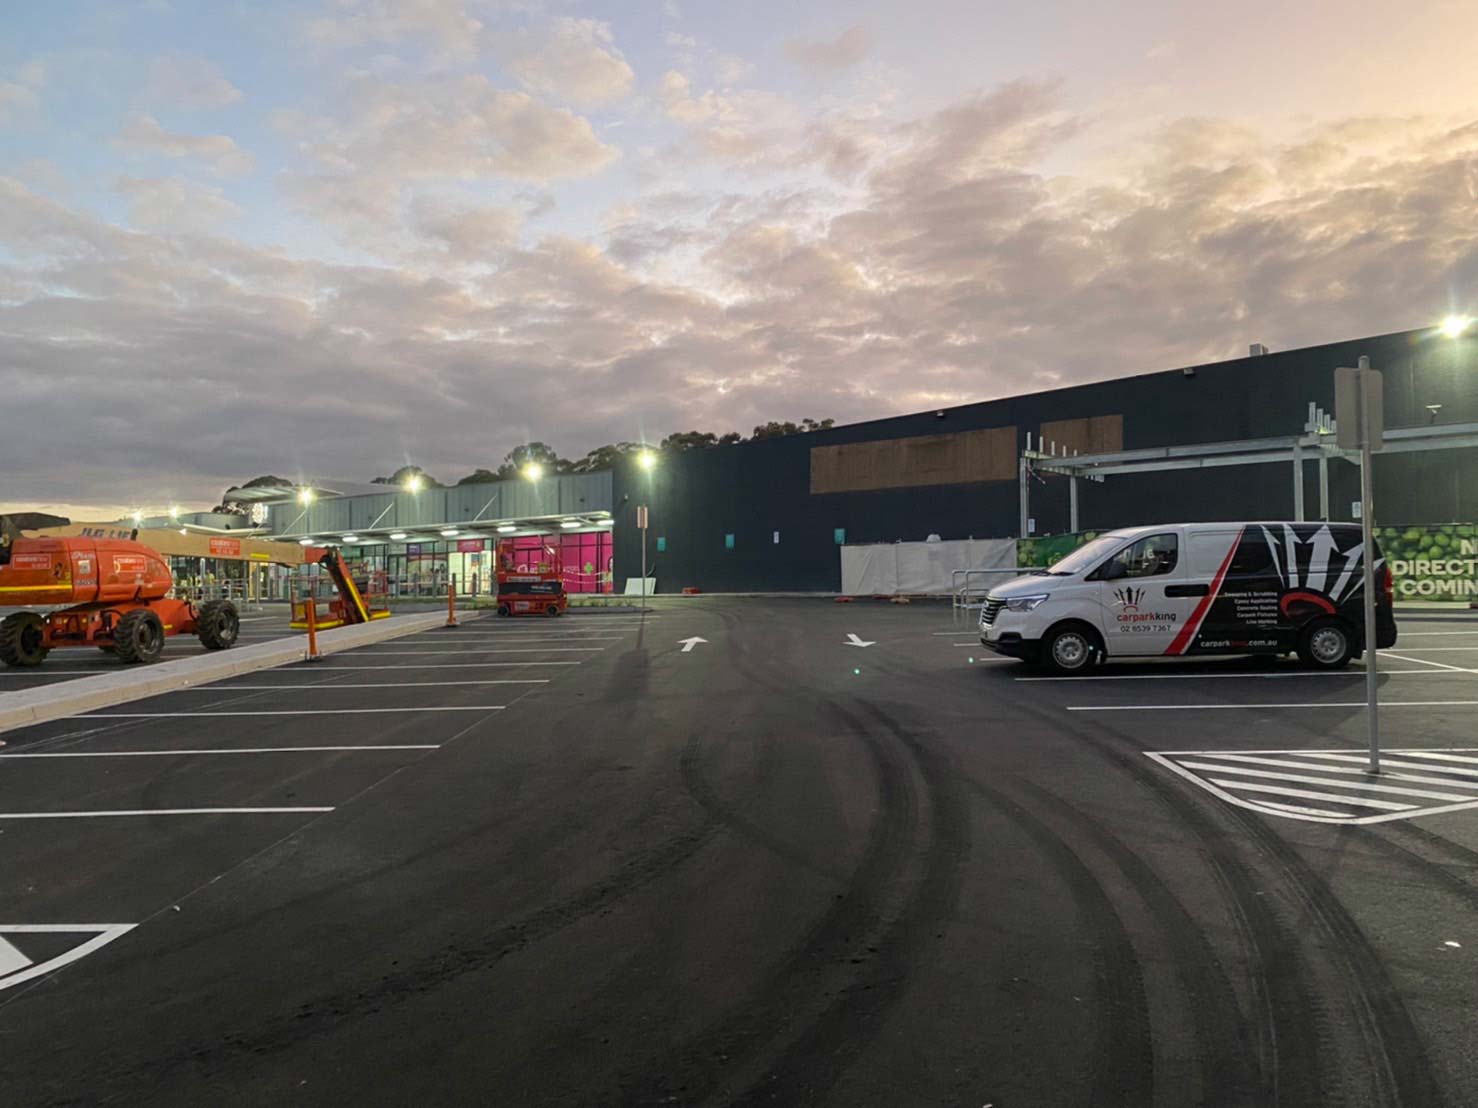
[0,611,477,737]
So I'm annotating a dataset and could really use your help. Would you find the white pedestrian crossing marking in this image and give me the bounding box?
[1146,747,1478,825]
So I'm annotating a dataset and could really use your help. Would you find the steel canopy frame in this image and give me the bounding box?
[1019,420,1478,537]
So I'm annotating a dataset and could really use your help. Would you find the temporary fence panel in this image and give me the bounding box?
[841,538,1017,595]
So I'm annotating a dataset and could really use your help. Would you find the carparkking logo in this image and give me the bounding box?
[1113,586,1145,611]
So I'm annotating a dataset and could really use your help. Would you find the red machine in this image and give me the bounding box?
[0,516,238,667]
[495,537,567,617]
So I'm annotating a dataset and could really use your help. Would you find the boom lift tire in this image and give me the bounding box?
[114,609,166,664]
[197,599,240,651]
[0,611,48,667]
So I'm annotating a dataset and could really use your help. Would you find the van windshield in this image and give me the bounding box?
[1043,535,1125,576]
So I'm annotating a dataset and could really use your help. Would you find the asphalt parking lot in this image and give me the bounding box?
[0,606,302,692]
[3,598,1478,1106]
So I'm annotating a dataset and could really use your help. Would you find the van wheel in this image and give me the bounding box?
[1041,624,1099,675]
[497,605,511,618]
[1297,619,1354,670]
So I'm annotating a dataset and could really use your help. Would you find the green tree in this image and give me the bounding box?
[569,442,641,473]
[215,474,292,513]
[372,465,443,488]
[494,442,575,479]
[456,468,501,485]
[660,430,719,452]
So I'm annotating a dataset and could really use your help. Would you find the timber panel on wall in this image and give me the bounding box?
[1038,414,1124,456]
[810,426,1017,494]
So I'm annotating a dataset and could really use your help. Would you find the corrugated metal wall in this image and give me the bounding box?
[613,328,1478,592]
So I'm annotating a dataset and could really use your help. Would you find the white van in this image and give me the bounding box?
[980,522,1398,674]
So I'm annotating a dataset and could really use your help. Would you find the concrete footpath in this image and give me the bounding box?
[0,610,474,736]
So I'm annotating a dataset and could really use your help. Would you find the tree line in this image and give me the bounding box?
[216,419,834,508]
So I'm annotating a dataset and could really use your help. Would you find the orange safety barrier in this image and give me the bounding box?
[446,582,458,628]
[305,590,321,661]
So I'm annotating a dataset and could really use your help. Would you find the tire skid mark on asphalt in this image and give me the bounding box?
[1039,695,1443,1108]
[611,608,941,1106]
[963,778,1155,1108]
[985,691,1303,1102]
[724,698,971,1107]
[1008,779,1258,1107]
[678,730,851,884]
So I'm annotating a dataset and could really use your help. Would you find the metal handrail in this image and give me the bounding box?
[951,567,1022,624]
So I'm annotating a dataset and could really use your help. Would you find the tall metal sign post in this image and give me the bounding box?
[1335,356,1384,773]
[637,505,649,609]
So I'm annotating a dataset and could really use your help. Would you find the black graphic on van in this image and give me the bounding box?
[1180,523,1395,656]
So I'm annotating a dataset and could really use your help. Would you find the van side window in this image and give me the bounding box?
[1227,541,1275,576]
[1105,533,1178,578]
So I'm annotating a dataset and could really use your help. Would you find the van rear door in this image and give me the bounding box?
[1182,527,1286,653]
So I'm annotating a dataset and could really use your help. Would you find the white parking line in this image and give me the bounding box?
[1380,646,1478,651]
[187,680,549,689]
[1397,631,1478,636]
[1019,669,1443,682]
[350,648,605,654]
[305,662,578,669]
[0,746,439,758]
[399,638,621,644]
[1379,651,1476,672]
[1070,700,1478,711]
[79,707,508,717]
[0,807,335,819]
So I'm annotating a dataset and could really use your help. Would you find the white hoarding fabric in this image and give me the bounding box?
[840,538,1016,595]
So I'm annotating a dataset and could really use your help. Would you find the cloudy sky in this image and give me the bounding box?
[3,0,1476,517]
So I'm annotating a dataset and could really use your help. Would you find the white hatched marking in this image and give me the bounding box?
[1181,762,1476,803]
[1147,747,1478,825]
[1207,779,1414,811]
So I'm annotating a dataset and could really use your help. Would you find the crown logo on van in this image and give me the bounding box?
[1113,586,1144,611]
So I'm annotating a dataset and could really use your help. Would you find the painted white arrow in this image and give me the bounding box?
[679,636,708,653]
[845,633,876,648]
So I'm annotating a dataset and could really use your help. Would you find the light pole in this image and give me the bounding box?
[636,450,656,610]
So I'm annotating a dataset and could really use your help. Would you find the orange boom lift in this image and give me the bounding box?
[0,515,239,666]
[289,547,392,630]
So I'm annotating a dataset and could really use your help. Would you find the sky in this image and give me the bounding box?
[2,0,1477,519]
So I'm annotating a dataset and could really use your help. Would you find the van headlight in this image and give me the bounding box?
[1003,594,1049,612]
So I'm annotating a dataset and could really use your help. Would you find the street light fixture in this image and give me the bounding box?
[168,505,180,520]
[296,488,315,505]
[404,474,424,493]
[523,462,544,481]
[637,450,656,471]
[131,510,144,524]
[1441,315,1472,339]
